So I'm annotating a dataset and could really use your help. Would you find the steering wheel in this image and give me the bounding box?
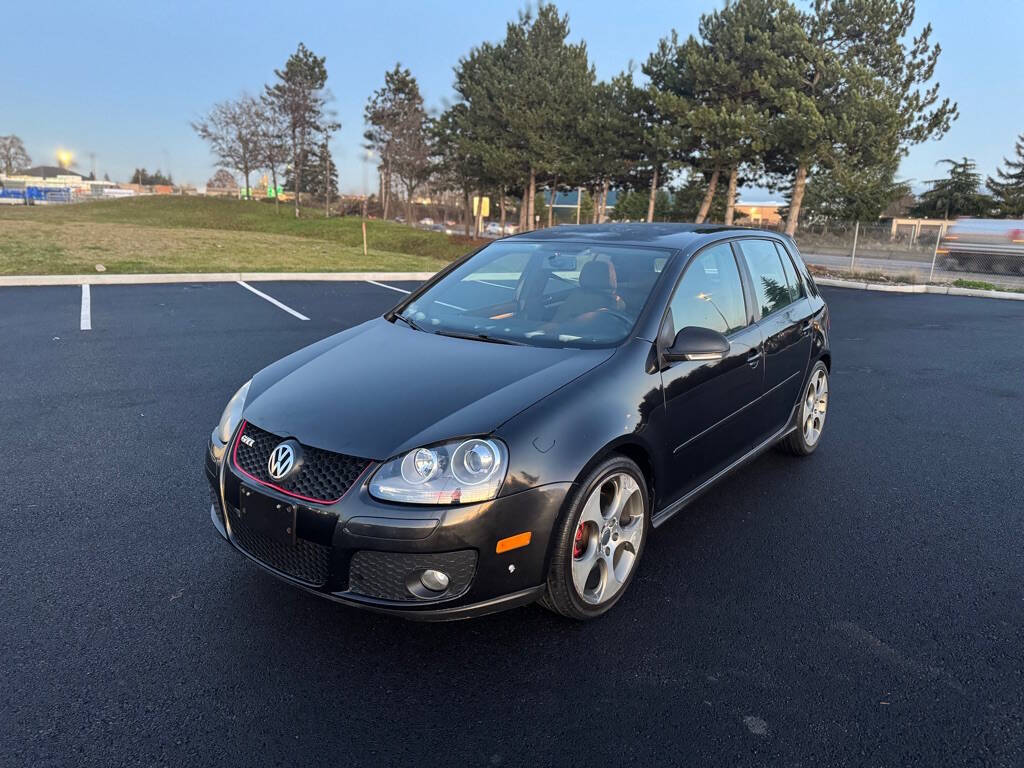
[593,308,634,328]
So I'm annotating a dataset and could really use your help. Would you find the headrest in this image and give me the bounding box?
[580,260,617,292]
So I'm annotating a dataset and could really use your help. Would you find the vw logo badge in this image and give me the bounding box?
[267,440,301,481]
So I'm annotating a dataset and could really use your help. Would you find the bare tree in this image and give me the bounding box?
[207,169,238,191]
[0,135,31,175]
[192,95,262,198]
[257,97,290,213]
[320,117,341,217]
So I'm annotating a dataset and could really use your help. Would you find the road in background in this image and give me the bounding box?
[801,250,1024,289]
[1,282,1022,766]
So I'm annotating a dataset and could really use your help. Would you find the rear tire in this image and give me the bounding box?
[779,361,829,456]
[539,455,649,620]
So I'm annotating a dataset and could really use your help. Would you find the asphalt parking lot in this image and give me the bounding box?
[2,280,1023,767]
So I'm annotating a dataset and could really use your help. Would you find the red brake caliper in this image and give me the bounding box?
[573,522,586,558]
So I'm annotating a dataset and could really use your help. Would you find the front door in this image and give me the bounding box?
[658,242,765,505]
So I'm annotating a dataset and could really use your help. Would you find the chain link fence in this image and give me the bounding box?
[780,219,1024,292]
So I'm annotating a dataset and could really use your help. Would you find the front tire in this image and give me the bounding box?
[540,456,649,620]
[780,361,829,456]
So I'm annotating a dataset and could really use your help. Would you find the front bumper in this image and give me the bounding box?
[204,447,569,620]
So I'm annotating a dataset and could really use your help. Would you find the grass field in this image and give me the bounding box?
[0,197,476,274]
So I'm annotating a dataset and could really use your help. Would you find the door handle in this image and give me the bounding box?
[747,348,762,368]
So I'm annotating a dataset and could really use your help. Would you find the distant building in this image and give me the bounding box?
[0,165,119,200]
[734,202,784,226]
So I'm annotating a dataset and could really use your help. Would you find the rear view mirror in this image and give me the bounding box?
[546,253,577,271]
[664,326,730,362]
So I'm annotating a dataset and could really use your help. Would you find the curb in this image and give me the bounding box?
[0,271,438,287]
[814,276,1024,301]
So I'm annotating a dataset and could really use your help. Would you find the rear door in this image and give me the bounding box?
[735,238,813,435]
[658,242,764,503]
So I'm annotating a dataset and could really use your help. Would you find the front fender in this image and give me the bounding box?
[494,339,665,500]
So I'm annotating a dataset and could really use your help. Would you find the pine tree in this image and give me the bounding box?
[912,157,994,219]
[987,134,1024,218]
[264,43,329,218]
[365,65,432,224]
[776,0,958,235]
[645,0,797,225]
[451,4,594,231]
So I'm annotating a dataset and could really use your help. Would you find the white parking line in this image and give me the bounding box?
[470,278,515,291]
[436,301,468,311]
[236,281,309,321]
[365,279,411,294]
[80,284,91,330]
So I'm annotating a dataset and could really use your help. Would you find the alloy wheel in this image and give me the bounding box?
[802,367,829,446]
[570,472,644,605]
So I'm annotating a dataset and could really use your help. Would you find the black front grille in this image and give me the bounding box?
[234,422,371,503]
[349,550,477,601]
[227,505,331,586]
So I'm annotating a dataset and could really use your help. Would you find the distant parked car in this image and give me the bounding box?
[205,224,830,620]
[484,222,503,236]
[419,217,435,226]
[938,218,1024,274]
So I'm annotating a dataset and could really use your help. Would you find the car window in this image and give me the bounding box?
[774,242,803,303]
[666,243,747,337]
[739,239,793,316]
[401,241,672,348]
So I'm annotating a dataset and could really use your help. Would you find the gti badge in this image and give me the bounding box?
[267,440,302,482]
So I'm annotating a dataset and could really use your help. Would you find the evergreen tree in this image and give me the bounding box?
[608,189,671,221]
[130,168,173,185]
[645,0,798,225]
[451,3,594,231]
[987,133,1024,217]
[284,144,338,201]
[669,169,727,222]
[264,43,330,217]
[800,159,909,222]
[776,0,957,235]
[365,64,433,222]
[912,157,994,219]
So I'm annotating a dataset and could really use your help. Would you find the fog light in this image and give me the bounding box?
[420,569,450,593]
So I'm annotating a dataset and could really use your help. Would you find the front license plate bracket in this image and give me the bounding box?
[239,485,297,546]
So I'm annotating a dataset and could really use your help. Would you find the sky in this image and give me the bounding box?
[4,0,1023,202]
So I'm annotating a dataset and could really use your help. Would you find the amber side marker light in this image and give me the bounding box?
[496,532,532,553]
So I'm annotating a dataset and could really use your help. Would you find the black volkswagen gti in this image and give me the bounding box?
[204,224,831,620]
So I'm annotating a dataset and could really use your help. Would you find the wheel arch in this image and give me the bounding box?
[573,437,657,517]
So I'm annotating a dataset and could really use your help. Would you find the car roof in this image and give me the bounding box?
[504,222,782,249]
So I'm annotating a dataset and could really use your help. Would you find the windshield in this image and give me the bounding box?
[398,241,672,348]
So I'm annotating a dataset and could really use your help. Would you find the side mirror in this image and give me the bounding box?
[664,326,730,362]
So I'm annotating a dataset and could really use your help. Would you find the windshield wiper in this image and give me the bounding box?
[392,313,425,332]
[433,329,525,346]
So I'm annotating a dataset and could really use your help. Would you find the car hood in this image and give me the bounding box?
[242,317,613,459]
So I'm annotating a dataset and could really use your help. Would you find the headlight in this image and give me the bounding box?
[369,438,508,505]
[215,379,251,446]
